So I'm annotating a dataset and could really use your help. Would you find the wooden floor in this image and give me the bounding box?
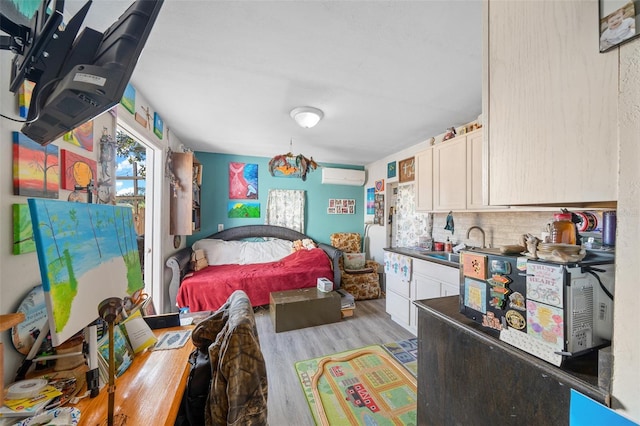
[253,296,415,425]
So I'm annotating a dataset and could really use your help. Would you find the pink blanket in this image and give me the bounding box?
[176,248,334,310]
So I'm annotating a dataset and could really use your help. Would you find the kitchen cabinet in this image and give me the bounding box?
[484,1,618,206]
[385,253,459,334]
[415,148,433,212]
[433,135,466,211]
[169,152,202,235]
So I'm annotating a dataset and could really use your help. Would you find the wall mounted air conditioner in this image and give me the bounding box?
[321,168,366,186]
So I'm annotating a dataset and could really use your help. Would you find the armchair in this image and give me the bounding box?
[330,233,381,300]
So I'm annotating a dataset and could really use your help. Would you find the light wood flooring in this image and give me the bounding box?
[253,296,415,425]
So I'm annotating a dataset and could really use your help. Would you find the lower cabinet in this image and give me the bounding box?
[386,256,459,334]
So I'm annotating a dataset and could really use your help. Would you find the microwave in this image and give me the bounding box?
[459,250,615,366]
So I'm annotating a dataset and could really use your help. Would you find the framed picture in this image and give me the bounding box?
[387,161,396,179]
[398,157,415,183]
[599,0,639,52]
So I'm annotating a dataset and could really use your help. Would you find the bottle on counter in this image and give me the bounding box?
[444,237,453,253]
[550,212,576,245]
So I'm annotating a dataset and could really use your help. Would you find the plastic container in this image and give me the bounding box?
[602,211,616,247]
[550,212,576,245]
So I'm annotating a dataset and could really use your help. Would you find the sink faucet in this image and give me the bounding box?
[466,226,486,248]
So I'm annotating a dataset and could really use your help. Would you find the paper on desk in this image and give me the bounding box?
[153,330,192,351]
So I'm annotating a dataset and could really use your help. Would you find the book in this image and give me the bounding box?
[97,324,134,378]
[1,385,62,419]
[119,310,158,354]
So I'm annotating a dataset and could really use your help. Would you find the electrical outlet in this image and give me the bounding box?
[217,224,224,232]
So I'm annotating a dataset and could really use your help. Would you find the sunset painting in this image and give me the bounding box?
[13,132,59,198]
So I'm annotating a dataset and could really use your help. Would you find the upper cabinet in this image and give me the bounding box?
[169,152,202,235]
[430,129,498,212]
[484,1,618,206]
[415,148,433,212]
[433,135,467,211]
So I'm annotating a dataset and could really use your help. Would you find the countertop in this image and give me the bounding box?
[414,296,605,391]
[383,247,460,268]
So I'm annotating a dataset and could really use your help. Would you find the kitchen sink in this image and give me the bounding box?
[425,252,460,263]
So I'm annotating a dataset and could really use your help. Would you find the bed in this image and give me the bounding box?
[166,225,342,312]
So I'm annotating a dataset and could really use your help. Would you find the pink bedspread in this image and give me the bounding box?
[176,248,334,310]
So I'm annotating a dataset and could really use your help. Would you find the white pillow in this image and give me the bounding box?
[192,238,293,266]
[344,253,366,270]
[240,239,293,264]
[192,239,243,265]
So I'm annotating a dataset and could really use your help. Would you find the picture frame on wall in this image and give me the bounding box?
[599,0,638,52]
[398,157,415,183]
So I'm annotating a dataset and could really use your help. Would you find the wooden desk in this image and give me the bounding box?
[75,326,193,426]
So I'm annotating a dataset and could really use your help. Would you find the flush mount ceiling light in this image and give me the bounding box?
[290,106,324,128]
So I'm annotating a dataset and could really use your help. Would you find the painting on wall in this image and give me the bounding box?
[63,120,94,152]
[121,83,136,114]
[13,203,35,255]
[228,162,258,199]
[13,131,59,198]
[153,112,163,139]
[28,199,144,346]
[60,149,98,191]
[366,187,375,215]
[228,202,260,218]
[18,80,35,118]
[375,179,385,193]
[398,157,415,183]
[387,161,396,179]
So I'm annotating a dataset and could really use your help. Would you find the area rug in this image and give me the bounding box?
[294,345,417,425]
[382,338,418,377]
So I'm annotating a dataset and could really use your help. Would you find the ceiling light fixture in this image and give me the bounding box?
[290,106,324,128]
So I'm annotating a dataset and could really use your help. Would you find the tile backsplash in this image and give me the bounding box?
[393,183,603,248]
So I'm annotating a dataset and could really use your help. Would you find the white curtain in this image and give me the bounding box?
[265,189,305,233]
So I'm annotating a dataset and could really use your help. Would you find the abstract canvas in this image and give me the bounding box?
[63,120,94,152]
[29,199,144,346]
[13,203,35,255]
[13,131,59,198]
[228,162,258,199]
[153,112,163,139]
[228,202,260,218]
[121,83,136,114]
[60,149,98,190]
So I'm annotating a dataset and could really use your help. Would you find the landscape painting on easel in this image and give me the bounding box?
[29,199,144,346]
[13,131,59,198]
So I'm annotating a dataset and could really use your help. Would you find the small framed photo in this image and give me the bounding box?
[599,0,638,52]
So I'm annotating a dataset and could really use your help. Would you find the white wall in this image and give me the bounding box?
[0,48,185,386]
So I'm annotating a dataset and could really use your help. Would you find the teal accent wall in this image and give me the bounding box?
[187,152,365,246]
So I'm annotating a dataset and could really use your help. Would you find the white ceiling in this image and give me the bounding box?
[65,0,483,166]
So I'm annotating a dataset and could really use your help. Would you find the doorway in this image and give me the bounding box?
[115,121,164,310]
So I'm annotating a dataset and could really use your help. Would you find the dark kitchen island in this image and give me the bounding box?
[414,296,609,426]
